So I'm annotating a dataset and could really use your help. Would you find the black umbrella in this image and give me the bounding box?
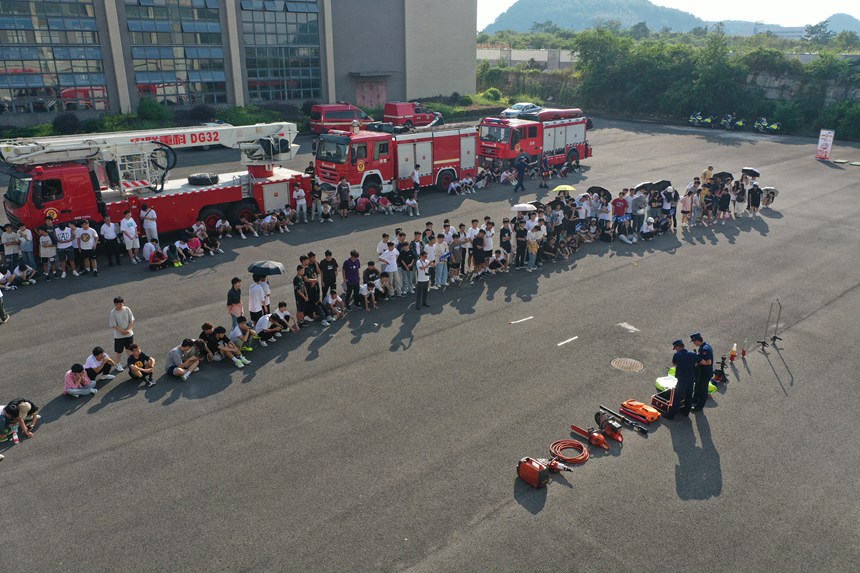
[247,260,286,275]
[586,186,611,203]
[712,171,733,182]
[529,201,546,211]
[634,181,653,191]
[742,167,760,177]
[652,179,672,192]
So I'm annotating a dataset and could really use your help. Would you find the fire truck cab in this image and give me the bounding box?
[477,115,591,169]
[314,125,476,198]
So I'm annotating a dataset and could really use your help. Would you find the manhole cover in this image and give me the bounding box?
[611,358,645,372]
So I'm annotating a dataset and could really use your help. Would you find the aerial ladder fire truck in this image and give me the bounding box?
[1,123,306,233]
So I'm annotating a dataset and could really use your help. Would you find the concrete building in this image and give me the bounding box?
[0,0,476,126]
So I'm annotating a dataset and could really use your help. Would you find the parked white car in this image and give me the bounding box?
[500,102,541,118]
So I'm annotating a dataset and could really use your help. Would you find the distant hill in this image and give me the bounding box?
[484,0,703,33]
[483,0,860,37]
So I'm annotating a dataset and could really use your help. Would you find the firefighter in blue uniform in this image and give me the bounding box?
[668,339,697,419]
[690,332,713,412]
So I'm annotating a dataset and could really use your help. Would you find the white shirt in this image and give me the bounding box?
[248,283,266,313]
[293,188,306,205]
[83,354,109,370]
[228,325,244,341]
[525,218,538,231]
[434,241,449,262]
[641,221,655,233]
[379,248,399,273]
[191,221,206,237]
[13,265,33,278]
[121,217,138,239]
[216,219,230,230]
[412,169,420,185]
[141,208,158,229]
[376,240,389,257]
[174,240,189,251]
[262,281,271,307]
[465,226,479,248]
[55,226,74,249]
[323,292,340,306]
[141,242,157,261]
[76,227,98,250]
[254,315,272,332]
[274,308,291,322]
[100,222,118,240]
[416,257,431,282]
[483,229,494,251]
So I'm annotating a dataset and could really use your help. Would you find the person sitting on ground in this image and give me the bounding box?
[211,326,250,368]
[499,169,514,185]
[557,239,572,260]
[447,178,462,196]
[640,216,656,240]
[655,214,672,235]
[1,398,40,444]
[461,175,475,193]
[322,290,346,321]
[488,249,509,273]
[404,196,419,217]
[142,238,170,270]
[359,278,377,310]
[230,315,262,352]
[617,218,638,245]
[174,237,195,262]
[254,313,283,343]
[64,363,98,398]
[475,167,488,189]
[215,216,233,238]
[83,346,117,382]
[542,236,560,262]
[259,212,277,236]
[587,218,599,243]
[281,203,297,227]
[186,233,206,258]
[166,338,200,382]
[272,301,300,333]
[201,233,223,255]
[12,261,37,285]
[126,343,156,385]
[376,195,393,215]
[373,272,392,301]
[235,215,258,239]
[191,218,207,241]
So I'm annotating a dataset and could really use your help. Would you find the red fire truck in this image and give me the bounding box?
[477,113,592,169]
[314,124,477,197]
[2,123,306,234]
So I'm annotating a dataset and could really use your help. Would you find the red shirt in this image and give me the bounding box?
[611,198,627,217]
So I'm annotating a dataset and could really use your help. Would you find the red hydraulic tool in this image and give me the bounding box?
[570,424,610,450]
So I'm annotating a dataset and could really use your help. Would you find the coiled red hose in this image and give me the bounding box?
[549,439,589,464]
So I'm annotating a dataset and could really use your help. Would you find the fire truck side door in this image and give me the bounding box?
[510,128,521,151]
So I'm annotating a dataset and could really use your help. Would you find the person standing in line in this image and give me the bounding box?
[310,180,323,222]
[64,364,98,397]
[378,242,401,297]
[319,250,339,297]
[248,274,266,324]
[397,242,415,297]
[690,332,713,412]
[227,277,243,329]
[100,215,122,266]
[514,220,527,269]
[293,183,308,223]
[16,225,35,270]
[415,250,432,310]
[1,224,20,267]
[54,221,79,278]
[37,226,58,280]
[434,234,449,288]
[140,203,158,242]
[293,264,310,323]
[337,176,351,220]
[109,296,135,372]
[76,219,100,277]
[121,210,141,263]
[342,250,362,310]
[411,164,421,198]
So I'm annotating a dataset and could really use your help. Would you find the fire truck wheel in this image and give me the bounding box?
[436,170,455,193]
[566,149,580,166]
[227,201,258,224]
[199,206,225,231]
[362,182,381,199]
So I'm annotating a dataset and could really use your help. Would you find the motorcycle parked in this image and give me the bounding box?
[754,117,781,134]
[689,111,704,127]
[720,114,747,131]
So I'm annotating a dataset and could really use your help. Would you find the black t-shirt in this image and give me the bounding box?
[320,258,339,280]
[500,227,512,246]
[363,268,380,285]
[198,333,219,353]
[472,236,485,251]
[227,287,241,306]
[127,352,152,368]
[293,275,307,299]
[515,228,527,242]
[398,250,415,269]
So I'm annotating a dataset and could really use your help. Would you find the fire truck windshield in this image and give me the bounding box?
[479,125,510,144]
[4,174,31,207]
[316,136,349,164]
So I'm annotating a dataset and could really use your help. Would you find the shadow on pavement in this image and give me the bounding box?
[513,477,548,514]
[669,412,722,501]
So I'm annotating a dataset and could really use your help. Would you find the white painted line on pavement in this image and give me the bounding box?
[510,316,534,324]
[557,336,579,347]
[617,322,640,333]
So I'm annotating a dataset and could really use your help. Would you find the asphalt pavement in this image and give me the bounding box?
[1,118,859,572]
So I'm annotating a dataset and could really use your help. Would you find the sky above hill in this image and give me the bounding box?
[477,0,860,31]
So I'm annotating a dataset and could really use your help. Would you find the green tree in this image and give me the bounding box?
[834,30,860,52]
[804,20,834,46]
[629,22,650,40]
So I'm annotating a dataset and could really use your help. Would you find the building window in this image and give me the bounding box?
[129,0,227,105]
[241,3,322,103]
[0,1,106,113]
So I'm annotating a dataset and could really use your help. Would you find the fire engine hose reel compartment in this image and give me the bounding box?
[188,173,219,186]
